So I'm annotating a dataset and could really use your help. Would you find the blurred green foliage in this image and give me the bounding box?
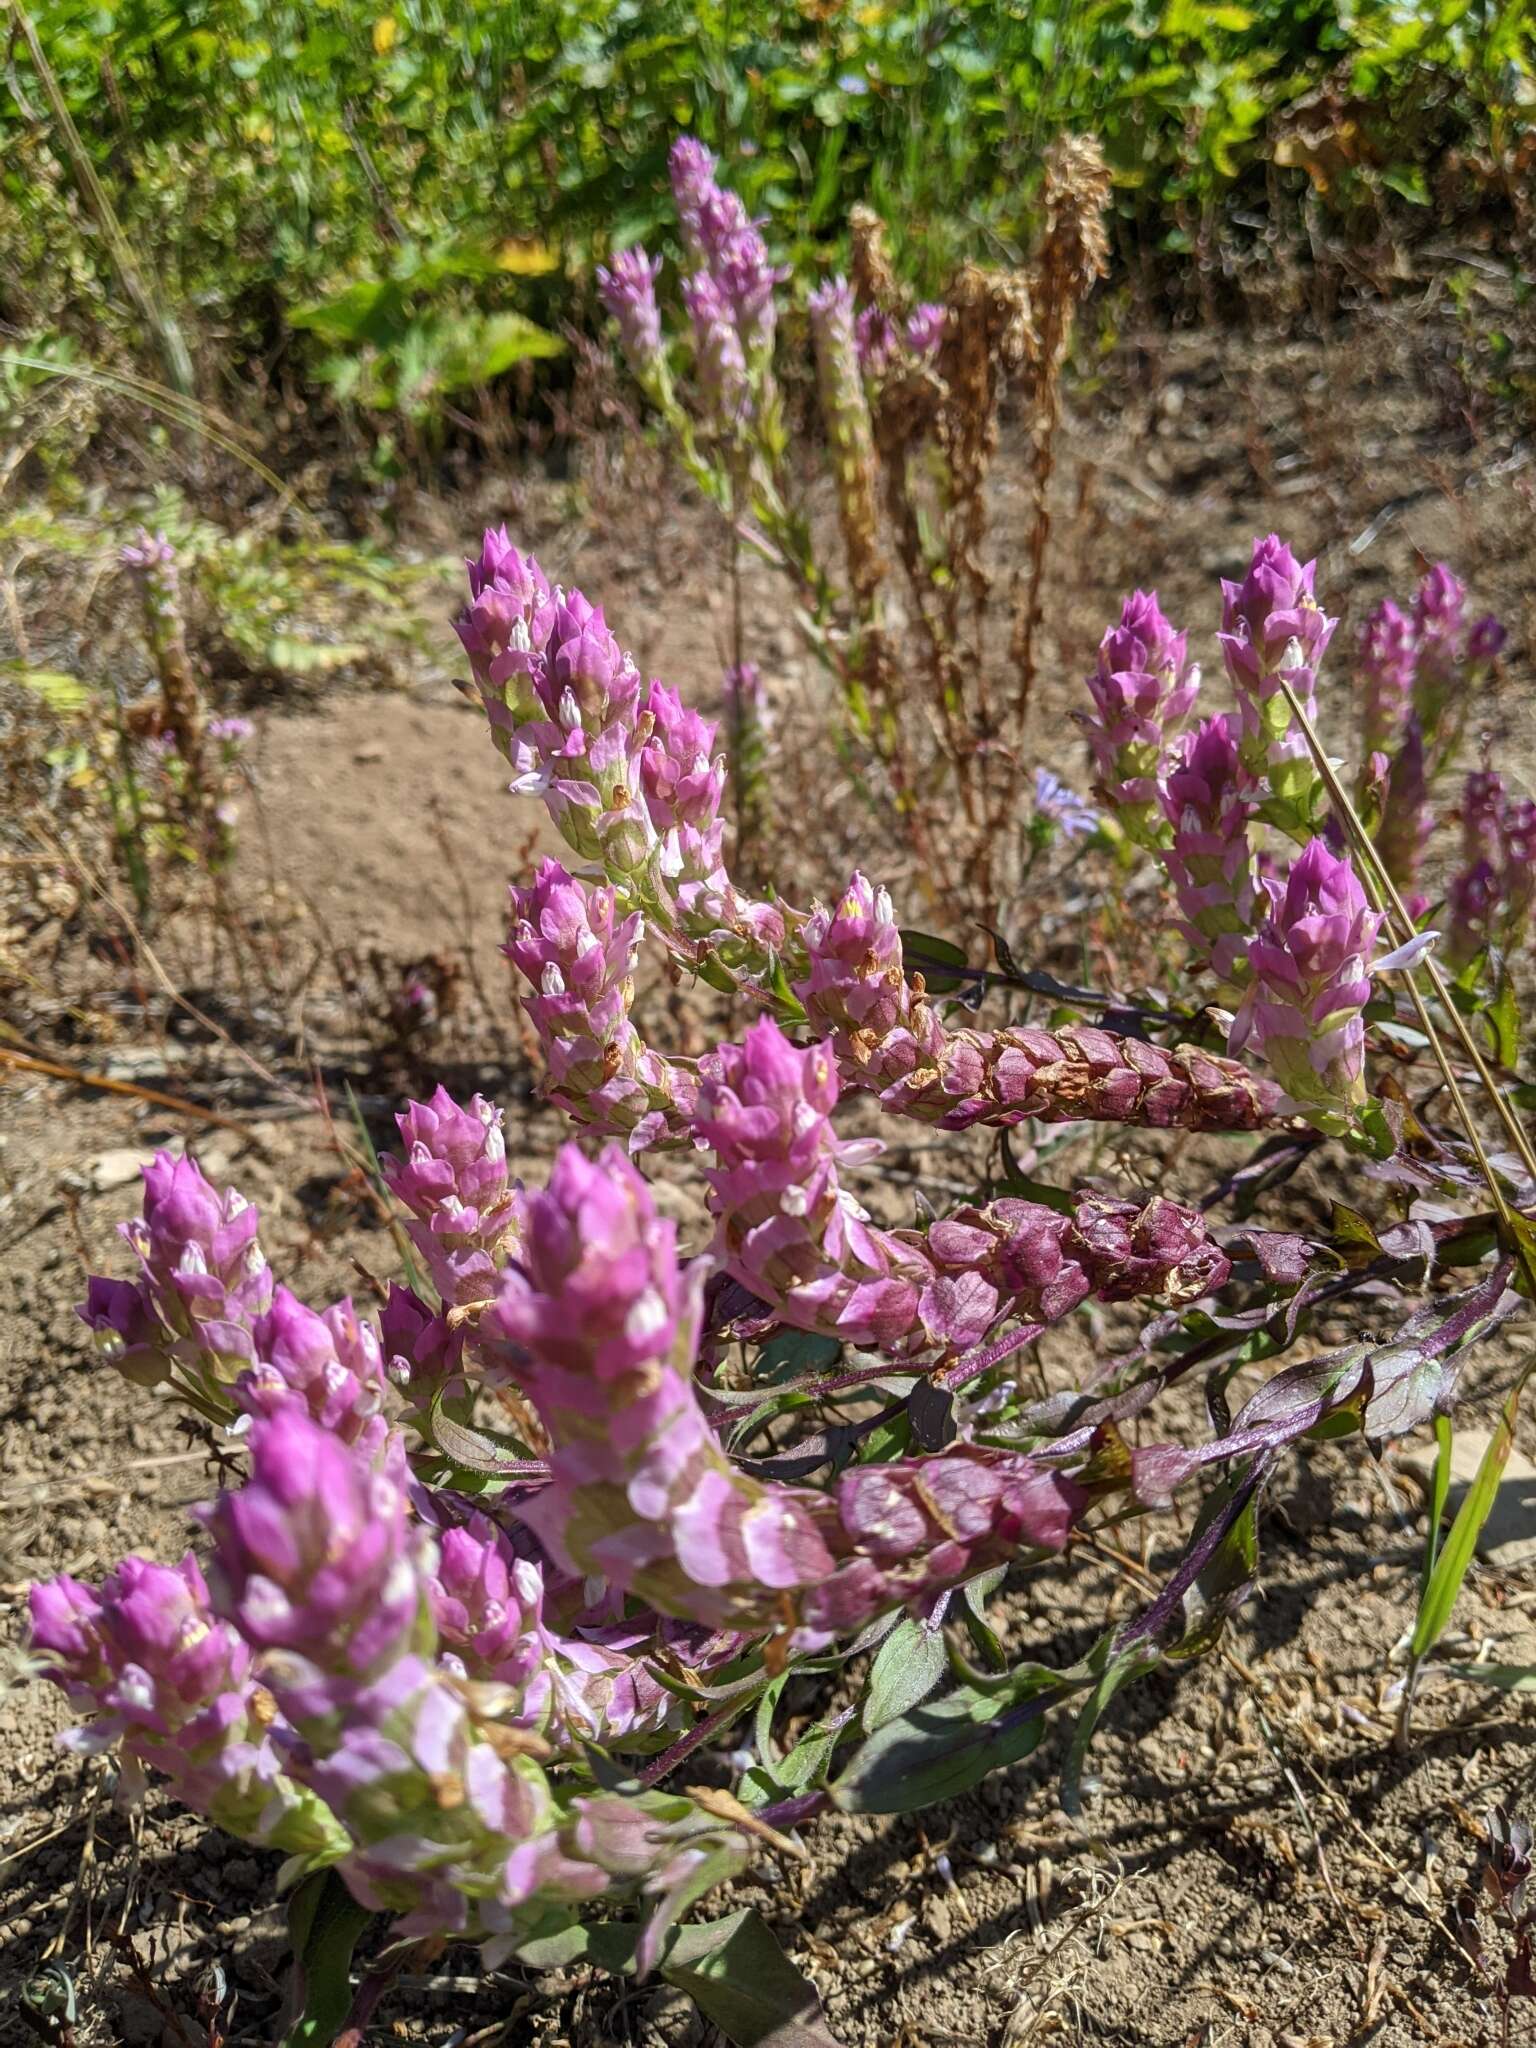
[2,0,1532,431]
[0,489,448,682]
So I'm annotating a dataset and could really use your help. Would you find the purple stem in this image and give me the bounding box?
[336,1961,408,2048]
[1114,1460,1267,1653]
[755,1788,830,1831]
[938,1323,1047,1394]
[638,1693,759,1790]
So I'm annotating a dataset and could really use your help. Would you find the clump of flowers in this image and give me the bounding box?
[1030,767,1100,852]
[598,132,1112,932]
[1444,769,1536,969]
[1218,534,1337,838]
[1077,589,1199,848]
[1357,565,1506,793]
[106,530,256,887]
[1159,713,1259,989]
[1231,838,1417,1134]
[31,525,1530,2041]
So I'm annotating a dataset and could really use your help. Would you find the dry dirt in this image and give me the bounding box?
[3,299,1536,2047]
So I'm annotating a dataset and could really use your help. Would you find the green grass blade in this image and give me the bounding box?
[1409,1384,1519,1662]
[1422,1412,1454,1591]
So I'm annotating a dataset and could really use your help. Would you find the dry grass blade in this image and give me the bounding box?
[0,1045,254,1132]
[10,5,195,403]
[1010,134,1111,736]
[0,353,303,505]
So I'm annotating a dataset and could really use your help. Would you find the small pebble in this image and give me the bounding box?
[922,1895,953,1943]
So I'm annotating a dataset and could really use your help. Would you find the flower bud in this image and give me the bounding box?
[1078,589,1198,845]
[597,247,666,390]
[382,1088,518,1307]
[1158,714,1258,987]
[1232,839,1397,1129]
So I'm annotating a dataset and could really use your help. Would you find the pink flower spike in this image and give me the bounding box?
[1218,535,1336,825]
[1233,839,1386,1131]
[1078,589,1199,846]
[382,1086,519,1308]
[598,247,666,390]
[1157,714,1258,988]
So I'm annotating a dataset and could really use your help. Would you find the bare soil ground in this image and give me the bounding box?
[3,297,1536,2046]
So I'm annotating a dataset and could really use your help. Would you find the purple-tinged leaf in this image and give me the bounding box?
[863,1605,950,1732]
[832,1685,1052,1814]
[1362,1261,1520,1443]
[1220,1226,1317,1286]
[1130,1265,1521,1504]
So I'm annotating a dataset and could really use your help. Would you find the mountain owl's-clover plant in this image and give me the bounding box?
[35,519,1528,2043]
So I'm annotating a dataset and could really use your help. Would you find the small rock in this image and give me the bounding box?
[354,741,386,763]
[922,1895,953,1944]
[1456,1435,1536,1568]
[1411,1432,1536,1571]
[644,1983,702,2046]
[84,1145,176,1193]
[193,1143,235,1184]
[118,1997,162,2047]
[104,1049,176,1080]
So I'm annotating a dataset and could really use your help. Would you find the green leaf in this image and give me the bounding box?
[1510,1213,1536,1303]
[753,1327,844,1382]
[1444,1664,1536,1693]
[1330,1201,1382,1268]
[265,635,372,675]
[960,1566,1008,1672]
[1167,1474,1260,1662]
[1380,164,1431,205]
[757,1719,840,1795]
[429,310,565,393]
[833,1686,1050,1813]
[1485,970,1520,1069]
[513,1917,643,1973]
[697,953,740,996]
[1060,1643,1160,1814]
[762,950,808,1024]
[662,1910,842,2048]
[898,928,975,996]
[288,277,404,346]
[863,1613,948,1732]
[1423,1413,1453,1590]
[429,1408,538,1475]
[279,1870,376,2048]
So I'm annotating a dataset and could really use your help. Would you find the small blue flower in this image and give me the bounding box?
[1033,767,1099,839]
